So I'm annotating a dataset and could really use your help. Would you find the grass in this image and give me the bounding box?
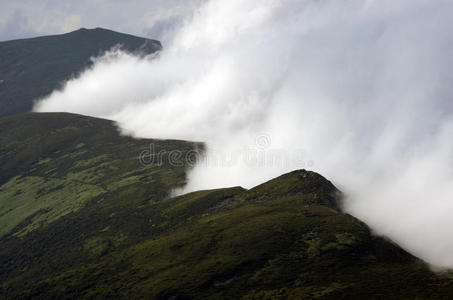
[0,175,105,237]
[0,113,198,239]
[1,113,453,299]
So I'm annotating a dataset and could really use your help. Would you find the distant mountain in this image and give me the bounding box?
[0,28,161,117]
[1,113,453,299]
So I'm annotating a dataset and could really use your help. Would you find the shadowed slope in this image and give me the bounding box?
[0,28,161,117]
[1,113,453,299]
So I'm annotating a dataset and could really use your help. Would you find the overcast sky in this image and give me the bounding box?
[0,0,204,42]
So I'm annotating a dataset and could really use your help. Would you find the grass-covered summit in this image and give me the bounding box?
[0,28,161,117]
[1,112,453,299]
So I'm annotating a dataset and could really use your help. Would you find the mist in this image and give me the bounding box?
[34,0,453,268]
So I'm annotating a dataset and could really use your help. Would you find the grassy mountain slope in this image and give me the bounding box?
[0,112,198,237]
[1,113,453,299]
[0,28,161,117]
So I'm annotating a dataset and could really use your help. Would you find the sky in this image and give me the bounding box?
[6,0,453,268]
[0,0,203,42]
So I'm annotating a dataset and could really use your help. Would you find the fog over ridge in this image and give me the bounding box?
[35,0,453,268]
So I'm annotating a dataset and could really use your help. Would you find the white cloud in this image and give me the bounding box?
[34,0,453,268]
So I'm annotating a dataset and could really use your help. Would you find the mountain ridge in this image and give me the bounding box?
[0,28,161,117]
[1,112,453,298]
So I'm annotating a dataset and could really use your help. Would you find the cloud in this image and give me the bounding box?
[34,0,453,268]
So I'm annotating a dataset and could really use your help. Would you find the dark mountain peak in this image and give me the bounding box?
[0,28,161,117]
[70,27,97,34]
[240,169,341,209]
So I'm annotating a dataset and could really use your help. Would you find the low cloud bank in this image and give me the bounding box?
[35,0,453,267]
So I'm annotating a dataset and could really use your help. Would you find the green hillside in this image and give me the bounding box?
[1,113,453,299]
[0,28,161,117]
